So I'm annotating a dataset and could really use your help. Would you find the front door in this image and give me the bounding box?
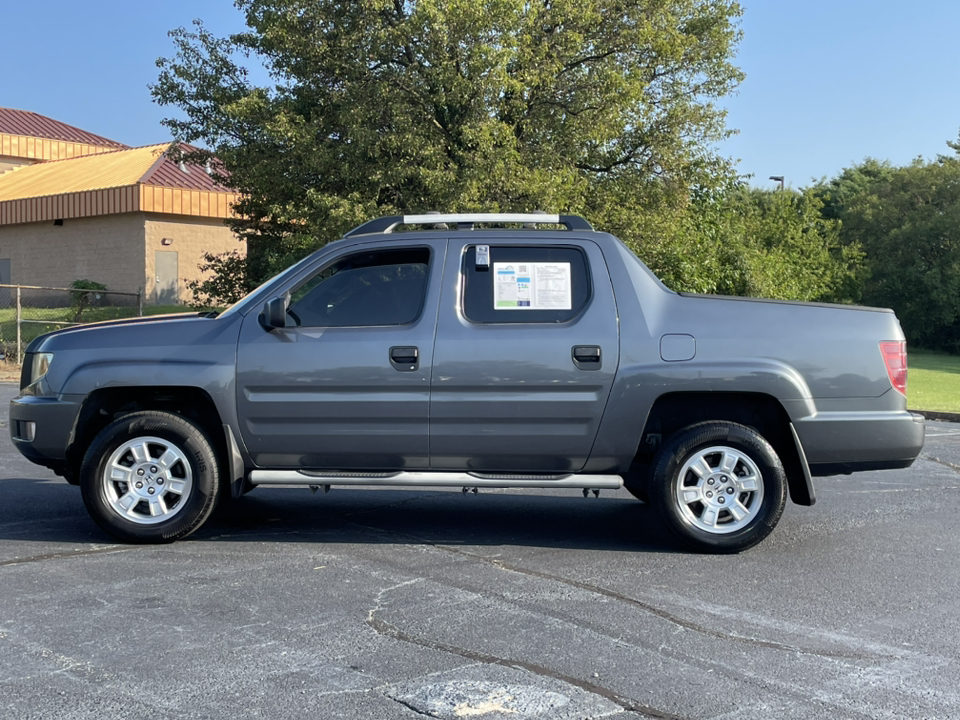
[236,240,445,470]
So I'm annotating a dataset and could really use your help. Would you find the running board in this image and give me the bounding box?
[249,470,623,490]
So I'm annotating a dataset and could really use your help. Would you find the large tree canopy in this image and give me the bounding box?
[154,0,747,301]
[154,0,860,308]
[820,147,960,352]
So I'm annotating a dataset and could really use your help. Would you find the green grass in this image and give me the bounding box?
[909,350,960,413]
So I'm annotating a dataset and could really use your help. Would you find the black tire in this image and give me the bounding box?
[650,421,787,554]
[79,411,221,543]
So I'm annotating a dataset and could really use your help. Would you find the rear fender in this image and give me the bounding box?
[585,358,816,473]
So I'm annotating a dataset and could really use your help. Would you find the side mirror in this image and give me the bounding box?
[260,296,287,329]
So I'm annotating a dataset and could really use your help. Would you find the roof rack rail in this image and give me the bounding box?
[344,213,593,237]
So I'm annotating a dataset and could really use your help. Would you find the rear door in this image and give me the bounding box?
[236,239,445,470]
[430,238,620,472]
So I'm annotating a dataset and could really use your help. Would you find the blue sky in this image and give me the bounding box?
[5,1,960,189]
[724,1,960,187]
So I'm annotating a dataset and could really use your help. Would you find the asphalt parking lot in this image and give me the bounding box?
[1,383,959,720]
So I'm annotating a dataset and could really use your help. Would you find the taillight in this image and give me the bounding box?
[879,341,907,396]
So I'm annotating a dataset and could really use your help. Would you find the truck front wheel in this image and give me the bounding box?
[650,421,787,553]
[79,411,221,543]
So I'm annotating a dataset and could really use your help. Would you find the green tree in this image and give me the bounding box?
[661,185,861,302]
[837,150,960,351]
[153,0,745,304]
[812,157,896,221]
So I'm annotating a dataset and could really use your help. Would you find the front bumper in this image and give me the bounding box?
[9,394,83,475]
[794,410,926,476]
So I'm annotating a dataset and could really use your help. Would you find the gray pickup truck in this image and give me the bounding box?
[10,213,925,552]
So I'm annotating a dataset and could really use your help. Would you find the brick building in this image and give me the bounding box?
[0,108,243,304]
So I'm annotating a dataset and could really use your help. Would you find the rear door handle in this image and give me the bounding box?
[390,346,419,371]
[572,345,601,370]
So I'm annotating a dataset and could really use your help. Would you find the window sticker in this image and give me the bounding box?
[494,262,571,310]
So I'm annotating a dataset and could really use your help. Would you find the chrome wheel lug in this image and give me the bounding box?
[707,478,715,486]
[147,487,155,495]
[718,496,725,504]
[706,490,714,498]
[136,482,143,489]
[150,466,159,474]
[726,487,734,495]
[137,468,145,476]
[720,475,729,483]
[157,478,164,485]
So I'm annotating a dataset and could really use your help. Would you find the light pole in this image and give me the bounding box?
[769,175,784,191]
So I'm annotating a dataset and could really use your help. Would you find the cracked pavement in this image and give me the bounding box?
[1,383,959,719]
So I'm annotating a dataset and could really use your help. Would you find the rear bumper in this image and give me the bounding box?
[9,395,82,474]
[794,410,925,476]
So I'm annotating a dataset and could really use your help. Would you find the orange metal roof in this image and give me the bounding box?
[0,143,239,226]
[0,108,126,149]
[0,144,234,201]
[0,133,120,163]
[0,145,169,201]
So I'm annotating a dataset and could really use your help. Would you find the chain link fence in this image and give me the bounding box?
[0,284,143,363]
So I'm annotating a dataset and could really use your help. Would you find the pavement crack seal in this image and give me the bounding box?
[0,545,134,568]
[922,453,960,475]
[389,694,439,718]
[439,546,894,661]
[348,520,891,662]
[366,613,688,720]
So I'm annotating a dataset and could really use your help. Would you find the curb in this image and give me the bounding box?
[909,409,960,423]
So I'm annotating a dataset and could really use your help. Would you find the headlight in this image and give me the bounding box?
[30,352,54,385]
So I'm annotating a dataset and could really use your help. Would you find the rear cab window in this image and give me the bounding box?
[461,245,591,323]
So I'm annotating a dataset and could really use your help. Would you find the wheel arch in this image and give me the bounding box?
[65,386,230,488]
[634,391,814,506]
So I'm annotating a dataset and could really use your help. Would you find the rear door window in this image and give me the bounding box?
[461,245,590,323]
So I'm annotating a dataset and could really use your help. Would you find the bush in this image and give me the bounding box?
[69,279,108,323]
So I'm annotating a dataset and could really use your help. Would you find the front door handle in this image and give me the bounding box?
[572,345,601,370]
[390,346,419,371]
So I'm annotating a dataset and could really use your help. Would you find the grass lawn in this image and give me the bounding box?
[909,350,960,414]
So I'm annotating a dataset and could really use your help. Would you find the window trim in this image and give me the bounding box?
[459,243,593,325]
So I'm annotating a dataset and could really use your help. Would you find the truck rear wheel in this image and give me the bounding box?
[650,421,786,553]
[79,411,220,543]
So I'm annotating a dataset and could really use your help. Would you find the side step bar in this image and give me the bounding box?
[249,470,623,490]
